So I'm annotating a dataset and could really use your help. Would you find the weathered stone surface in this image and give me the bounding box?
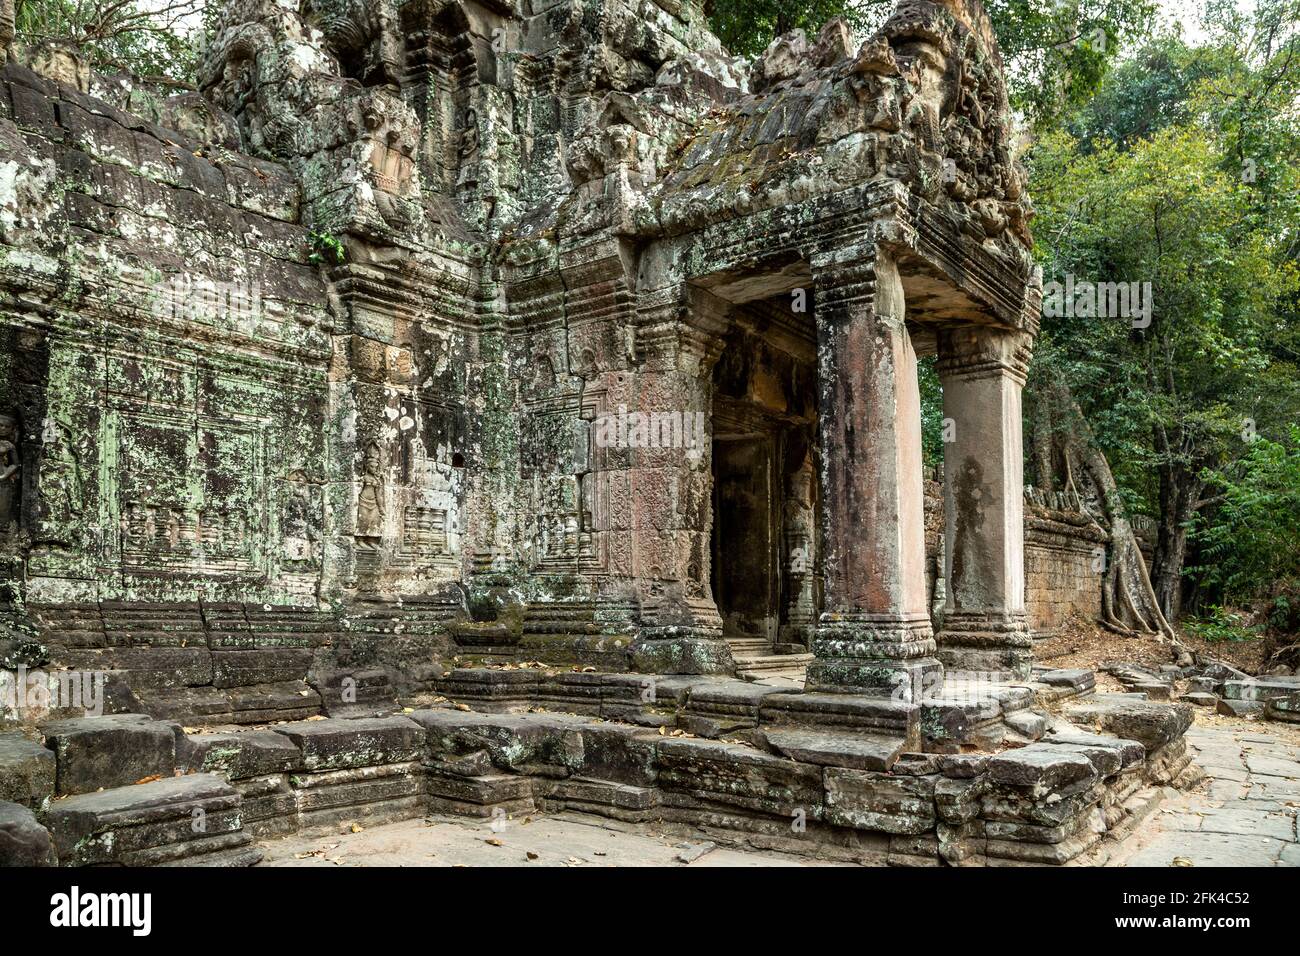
[272,717,423,771]
[657,737,823,817]
[44,773,259,866]
[1064,696,1195,752]
[181,730,303,779]
[0,800,57,866]
[409,710,587,777]
[761,727,906,771]
[40,713,180,796]
[291,762,423,830]
[986,744,1097,798]
[824,767,937,834]
[0,732,55,805]
[1036,668,1096,691]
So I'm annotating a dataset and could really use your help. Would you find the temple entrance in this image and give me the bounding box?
[704,293,820,679]
[711,435,777,641]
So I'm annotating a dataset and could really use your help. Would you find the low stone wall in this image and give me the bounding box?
[1024,510,1108,637]
[0,667,1199,867]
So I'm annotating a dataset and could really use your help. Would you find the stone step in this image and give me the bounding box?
[0,800,57,865]
[735,653,814,675]
[759,726,907,771]
[1031,633,1077,661]
[0,733,55,807]
[44,772,261,866]
[39,713,181,796]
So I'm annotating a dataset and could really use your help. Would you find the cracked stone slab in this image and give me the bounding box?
[760,727,906,771]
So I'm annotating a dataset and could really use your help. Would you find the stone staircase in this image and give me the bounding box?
[725,636,813,683]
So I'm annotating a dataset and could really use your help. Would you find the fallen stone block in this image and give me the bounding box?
[44,773,259,866]
[1004,711,1047,740]
[1063,695,1193,751]
[0,800,57,866]
[0,733,55,806]
[1265,696,1300,723]
[40,713,181,796]
[986,744,1097,798]
[1036,668,1095,692]
[1220,677,1300,702]
[1216,698,1264,718]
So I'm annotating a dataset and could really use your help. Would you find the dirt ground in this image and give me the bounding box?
[1039,612,1277,675]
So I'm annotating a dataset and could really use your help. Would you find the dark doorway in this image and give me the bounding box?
[711,436,778,640]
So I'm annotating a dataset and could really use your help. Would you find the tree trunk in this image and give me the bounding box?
[1152,463,1200,621]
[1029,370,1179,644]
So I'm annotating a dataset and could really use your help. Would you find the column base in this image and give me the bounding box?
[935,613,1034,681]
[807,615,943,702]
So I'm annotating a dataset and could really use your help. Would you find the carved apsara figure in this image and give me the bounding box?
[356,443,386,548]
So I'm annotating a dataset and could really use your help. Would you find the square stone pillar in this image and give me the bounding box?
[807,249,940,701]
[935,326,1034,679]
[625,296,734,675]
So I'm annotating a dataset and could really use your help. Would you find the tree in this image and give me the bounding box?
[1027,56,1299,621]
[13,0,206,84]
[704,0,1156,128]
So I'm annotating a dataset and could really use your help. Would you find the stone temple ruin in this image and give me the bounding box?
[0,0,1201,866]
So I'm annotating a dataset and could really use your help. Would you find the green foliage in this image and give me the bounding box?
[918,354,944,472]
[1183,606,1266,643]
[1190,427,1300,606]
[704,0,1154,128]
[705,0,880,58]
[308,231,347,266]
[13,0,206,83]
[1028,0,1300,612]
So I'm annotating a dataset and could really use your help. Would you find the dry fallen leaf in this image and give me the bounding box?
[485,838,504,847]
[1171,856,1195,867]
[526,851,539,860]
[350,823,365,833]
[134,774,162,785]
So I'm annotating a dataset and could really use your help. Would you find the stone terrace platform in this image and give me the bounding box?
[0,664,1200,867]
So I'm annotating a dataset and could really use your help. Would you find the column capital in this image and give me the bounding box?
[935,326,1034,385]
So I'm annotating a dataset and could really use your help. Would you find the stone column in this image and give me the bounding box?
[935,326,1034,678]
[806,248,940,701]
[625,292,734,675]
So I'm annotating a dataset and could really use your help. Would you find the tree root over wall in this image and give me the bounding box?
[1029,373,1188,659]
